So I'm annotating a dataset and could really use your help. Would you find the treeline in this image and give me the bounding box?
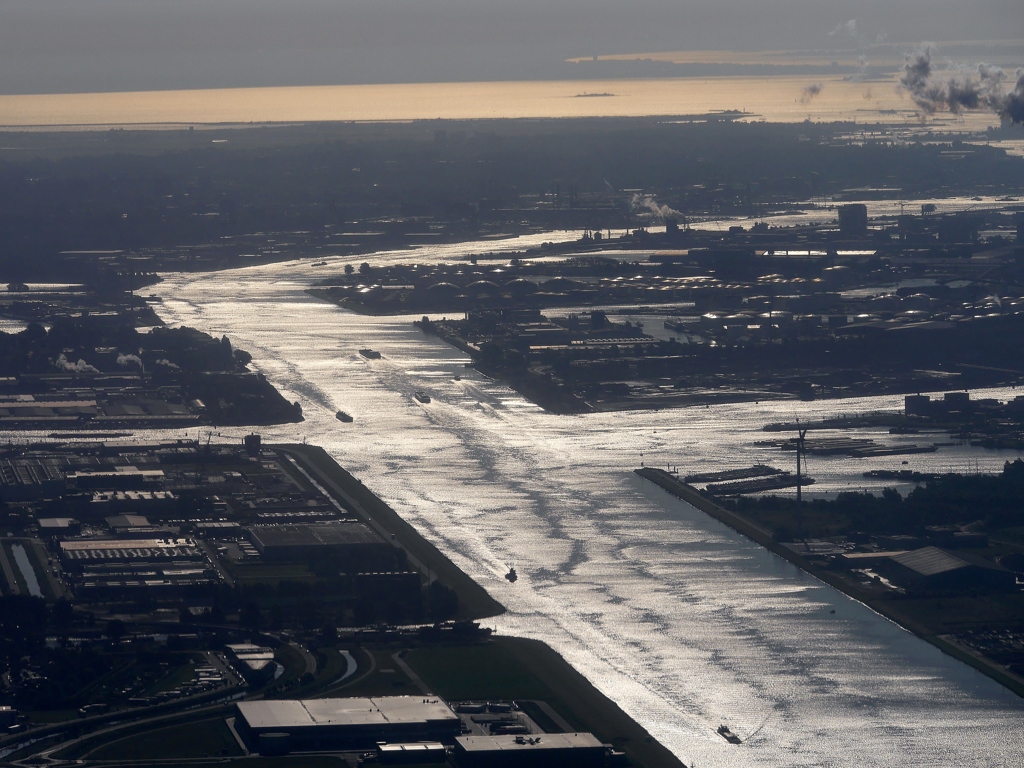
[730,458,1024,538]
[1,119,1021,276]
[0,320,251,378]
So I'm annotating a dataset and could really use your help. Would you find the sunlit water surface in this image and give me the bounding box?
[0,75,1001,132]
[31,232,1024,766]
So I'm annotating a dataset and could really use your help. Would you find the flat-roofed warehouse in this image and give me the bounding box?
[878,546,1016,593]
[454,733,612,768]
[58,537,218,598]
[245,522,391,564]
[235,696,460,753]
[59,538,206,569]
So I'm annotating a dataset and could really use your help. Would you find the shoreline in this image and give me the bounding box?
[279,444,505,621]
[280,445,685,767]
[635,466,1024,699]
[415,318,1009,414]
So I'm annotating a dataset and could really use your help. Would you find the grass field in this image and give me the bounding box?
[406,643,556,702]
[233,760,347,768]
[26,709,79,723]
[265,643,307,691]
[140,655,198,697]
[91,759,349,768]
[407,638,684,768]
[88,717,242,760]
[323,648,415,698]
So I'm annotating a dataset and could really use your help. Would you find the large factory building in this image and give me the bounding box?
[234,696,461,753]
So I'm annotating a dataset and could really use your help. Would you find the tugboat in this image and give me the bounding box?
[336,410,354,423]
[505,566,518,583]
[717,725,742,744]
[414,391,431,404]
[359,348,381,359]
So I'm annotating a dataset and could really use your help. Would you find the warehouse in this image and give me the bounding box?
[58,536,219,599]
[878,546,1016,593]
[453,733,612,768]
[235,696,461,753]
[245,521,391,564]
[59,538,206,570]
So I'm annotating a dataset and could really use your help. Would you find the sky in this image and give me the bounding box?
[1,0,1021,94]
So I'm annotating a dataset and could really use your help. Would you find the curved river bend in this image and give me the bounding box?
[145,237,1022,768]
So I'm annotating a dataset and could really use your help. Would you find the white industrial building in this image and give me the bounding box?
[234,696,460,753]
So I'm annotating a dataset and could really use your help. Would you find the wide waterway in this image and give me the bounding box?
[131,233,1024,767]
[2,230,1012,766]
[0,75,1001,133]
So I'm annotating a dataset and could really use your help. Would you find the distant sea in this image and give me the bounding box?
[0,75,1000,130]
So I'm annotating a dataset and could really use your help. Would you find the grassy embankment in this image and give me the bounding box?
[88,717,242,760]
[280,447,684,767]
[407,637,685,768]
[636,467,1024,699]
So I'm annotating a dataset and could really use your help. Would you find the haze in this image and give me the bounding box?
[2,0,1021,94]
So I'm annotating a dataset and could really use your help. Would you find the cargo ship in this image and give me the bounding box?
[717,725,741,744]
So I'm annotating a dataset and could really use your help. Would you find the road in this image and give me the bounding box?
[290,641,317,676]
[197,540,234,587]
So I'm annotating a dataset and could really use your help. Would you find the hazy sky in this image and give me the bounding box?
[1,0,1021,93]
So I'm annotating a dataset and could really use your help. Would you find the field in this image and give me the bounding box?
[88,718,242,761]
[406,638,684,768]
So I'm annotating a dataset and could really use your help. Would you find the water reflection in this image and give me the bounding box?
[30,237,1024,767]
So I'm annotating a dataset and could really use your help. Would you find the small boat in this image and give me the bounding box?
[359,348,381,359]
[505,567,518,583]
[414,391,431,404]
[717,725,741,744]
[336,410,354,423]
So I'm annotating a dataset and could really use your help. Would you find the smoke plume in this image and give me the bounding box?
[631,194,682,221]
[53,354,99,373]
[1001,70,1024,124]
[829,20,858,39]
[828,19,872,80]
[799,83,824,104]
[899,44,1024,123]
[116,353,143,368]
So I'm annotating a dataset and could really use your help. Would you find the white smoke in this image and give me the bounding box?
[116,353,143,368]
[829,19,872,80]
[52,354,99,373]
[829,19,858,39]
[630,193,682,221]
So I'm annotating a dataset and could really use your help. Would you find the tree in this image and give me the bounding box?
[320,624,338,644]
[240,602,261,632]
[107,619,126,644]
[427,581,459,620]
[52,598,74,634]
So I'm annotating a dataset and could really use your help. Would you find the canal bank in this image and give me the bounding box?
[636,467,1024,699]
[280,445,684,768]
